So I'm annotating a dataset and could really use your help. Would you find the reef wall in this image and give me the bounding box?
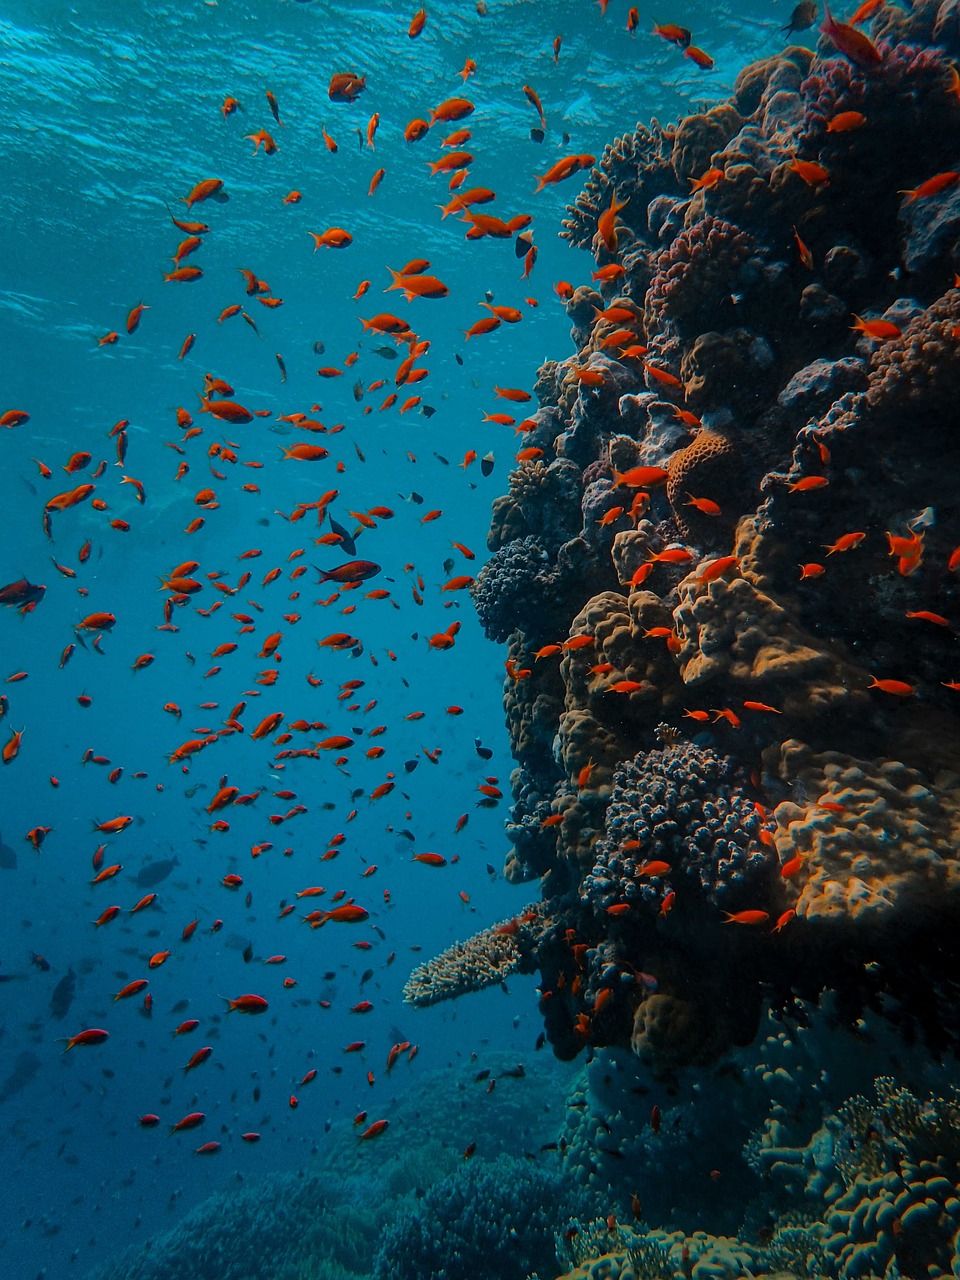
[408,0,960,1081]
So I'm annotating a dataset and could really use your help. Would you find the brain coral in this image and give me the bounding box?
[664,431,741,540]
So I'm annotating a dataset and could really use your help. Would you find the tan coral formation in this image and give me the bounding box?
[630,991,733,1076]
[672,553,870,721]
[665,430,741,540]
[770,739,960,927]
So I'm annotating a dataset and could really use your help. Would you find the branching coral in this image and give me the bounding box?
[583,742,775,914]
[372,1155,588,1280]
[470,535,566,643]
[402,908,543,1007]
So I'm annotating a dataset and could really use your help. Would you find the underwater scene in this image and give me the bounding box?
[3,0,960,1277]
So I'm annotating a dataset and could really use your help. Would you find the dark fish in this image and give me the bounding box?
[315,560,380,584]
[500,1063,525,1078]
[515,230,534,258]
[404,759,419,774]
[31,952,50,972]
[0,831,17,870]
[530,127,544,143]
[50,967,76,1020]
[372,345,397,360]
[0,578,45,608]
[359,968,374,985]
[421,404,436,418]
[475,739,493,760]
[0,1050,41,1099]
[480,452,495,477]
[275,352,287,383]
[328,515,357,556]
[352,380,364,402]
[455,353,464,366]
[134,857,179,888]
[783,0,817,33]
[474,1068,490,1081]
[313,340,326,355]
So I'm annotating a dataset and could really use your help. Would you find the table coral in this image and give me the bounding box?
[402,908,542,1007]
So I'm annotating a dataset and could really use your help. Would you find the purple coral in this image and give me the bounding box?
[582,742,775,913]
[644,215,760,338]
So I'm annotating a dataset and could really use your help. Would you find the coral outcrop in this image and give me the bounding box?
[408,14,960,1251]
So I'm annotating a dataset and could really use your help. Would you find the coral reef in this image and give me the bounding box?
[407,0,960,1096]
[87,1170,378,1280]
[372,1154,589,1280]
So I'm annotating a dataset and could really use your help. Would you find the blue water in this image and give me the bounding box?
[4,2,954,1279]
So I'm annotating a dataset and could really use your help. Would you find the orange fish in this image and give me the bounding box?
[309,227,353,250]
[868,676,915,696]
[821,1,882,68]
[826,110,866,132]
[386,269,449,301]
[698,555,739,584]
[788,158,830,188]
[429,97,474,125]
[612,465,668,488]
[184,178,224,207]
[823,531,866,555]
[684,45,714,70]
[652,23,691,46]
[534,154,595,192]
[722,910,770,926]
[2,727,23,764]
[851,314,901,340]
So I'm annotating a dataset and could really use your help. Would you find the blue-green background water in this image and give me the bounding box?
[1,2,823,1276]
